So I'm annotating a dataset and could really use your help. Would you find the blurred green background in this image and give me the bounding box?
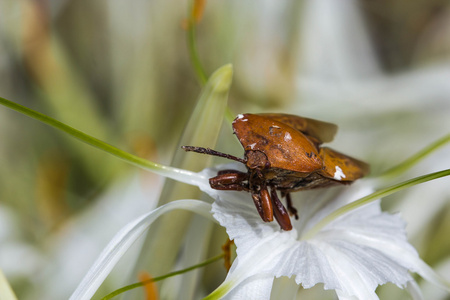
[0,0,449,299]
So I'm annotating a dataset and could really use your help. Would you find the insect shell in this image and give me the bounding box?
[182,113,369,231]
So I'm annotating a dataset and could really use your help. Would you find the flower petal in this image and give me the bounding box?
[408,255,450,292]
[271,277,300,300]
[69,200,212,300]
[199,164,450,299]
[222,274,273,300]
[406,280,424,300]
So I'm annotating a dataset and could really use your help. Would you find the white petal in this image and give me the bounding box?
[335,290,368,300]
[408,255,450,292]
[199,165,450,299]
[69,200,212,300]
[222,274,273,300]
[406,280,424,300]
[271,277,300,300]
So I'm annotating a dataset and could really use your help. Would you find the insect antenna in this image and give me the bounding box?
[182,146,246,164]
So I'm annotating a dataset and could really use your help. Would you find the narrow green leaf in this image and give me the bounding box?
[303,169,450,239]
[69,200,214,300]
[378,133,450,179]
[186,0,208,85]
[0,97,202,185]
[129,64,233,295]
[100,254,224,300]
[22,26,114,179]
[202,280,236,300]
[173,63,233,170]
[0,269,18,300]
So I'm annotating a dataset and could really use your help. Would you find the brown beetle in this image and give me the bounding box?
[183,113,369,231]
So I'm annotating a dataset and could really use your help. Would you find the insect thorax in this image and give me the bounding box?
[258,168,340,192]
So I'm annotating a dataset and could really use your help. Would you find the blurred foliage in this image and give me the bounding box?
[361,0,450,70]
[0,0,449,299]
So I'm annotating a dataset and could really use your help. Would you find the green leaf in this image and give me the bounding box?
[0,269,18,300]
[303,169,450,239]
[0,96,202,185]
[128,64,233,297]
[378,133,450,179]
[100,254,224,300]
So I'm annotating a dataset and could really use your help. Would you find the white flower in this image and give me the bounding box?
[199,164,450,300]
[69,199,214,300]
[69,162,450,300]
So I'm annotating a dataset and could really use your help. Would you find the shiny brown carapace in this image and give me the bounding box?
[182,113,369,231]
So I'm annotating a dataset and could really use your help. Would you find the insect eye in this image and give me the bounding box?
[245,150,270,170]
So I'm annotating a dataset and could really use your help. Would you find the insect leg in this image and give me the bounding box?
[259,186,273,222]
[209,172,249,191]
[271,189,292,231]
[251,192,266,221]
[284,193,299,220]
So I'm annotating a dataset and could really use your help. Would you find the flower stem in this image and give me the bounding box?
[0,97,204,185]
[378,133,450,179]
[303,169,450,239]
[100,253,224,300]
[187,0,208,85]
[202,280,236,300]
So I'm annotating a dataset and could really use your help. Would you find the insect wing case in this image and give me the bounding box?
[232,114,323,173]
[259,113,338,145]
[319,147,370,181]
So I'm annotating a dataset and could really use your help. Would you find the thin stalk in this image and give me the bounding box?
[187,0,208,85]
[202,280,235,300]
[0,97,204,185]
[100,254,224,300]
[378,133,450,179]
[303,169,450,240]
